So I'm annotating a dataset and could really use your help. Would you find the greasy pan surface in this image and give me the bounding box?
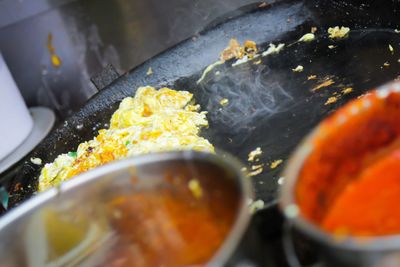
[4,0,400,211]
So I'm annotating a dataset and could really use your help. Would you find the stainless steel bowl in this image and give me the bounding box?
[0,151,253,267]
[280,81,400,267]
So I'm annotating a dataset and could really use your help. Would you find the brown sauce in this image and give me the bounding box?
[103,172,239,267]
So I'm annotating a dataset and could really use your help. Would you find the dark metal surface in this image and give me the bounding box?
[5,0,400,213]
[0,0,261,118]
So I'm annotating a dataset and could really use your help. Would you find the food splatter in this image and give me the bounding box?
[262,43,285,57]
[30,157,42,165]
[308,75,317,80]
[325,96,338,105]
[298,33,315,42]
[47,33,62,68]
[342,87,353,95]
[292,65,304,72]
[389,44,394,54]
[146,67,153,75]
[328,45,337,49]
[328,26,350,39]
[312,79,335,91]
[248,147,262,162]
[248,167,264,177]
[311,27,318,33]
[219,98,229,106]
[383,62,390,67]
[270,159,283,169]
[249,199,265,213]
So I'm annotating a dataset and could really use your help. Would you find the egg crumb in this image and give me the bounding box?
[270,159,283,169]
[342,87,353,94]
[312,79,335,91]
[188,179,203,199]
[249,199,265,213]
[328,26,350,39]
[262,43,285,57]
[219,98,229,106]
[146,67,153,75]
[248,147,262,162]
[325,96,338,105]
[248,168,263,177]
[308,75,317,80]
[292,65,304,72]
[30,157,42,165]
[389,44,394,54]
[298,33,315,42]
[383,62,390,67]
[328,45,337,49]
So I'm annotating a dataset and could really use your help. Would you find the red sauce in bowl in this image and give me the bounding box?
[296,87,400,236]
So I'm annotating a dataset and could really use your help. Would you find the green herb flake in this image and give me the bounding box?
[68,151,77,158]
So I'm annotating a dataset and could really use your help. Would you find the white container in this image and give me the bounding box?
[0,53,33,161]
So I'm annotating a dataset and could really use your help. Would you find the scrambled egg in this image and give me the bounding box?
[328,26,350,39]
[39,86,214,191]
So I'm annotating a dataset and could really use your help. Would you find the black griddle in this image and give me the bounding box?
[2,1,400,265]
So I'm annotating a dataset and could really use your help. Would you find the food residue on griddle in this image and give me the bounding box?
[47,33,62,68]
[383,62,390,67]
[292,65,304,72]
[198,38,259,83]
[298,33,315,43]
[248,167,264,177]
[328,45,337,49]
[389,44,395,54]
[220,39,243,61]
[248,199,265,213]
[342,87,353,95]
[248,147,262,162]
[270,159,283,169]
[197,61,224,84]
[308,75,317,80]
[312,79,335,91]
[328,26,350,39]
[30,157,42,165]
[395,29,400,33]
[146,67,153,75]
[262,43,285,57]
[219,98,229,106]
[39,86,214,191]
[220,39,258,62]
[311,27,318,34]
[325,96,338,105]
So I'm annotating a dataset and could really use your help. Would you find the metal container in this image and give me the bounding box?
[280,81,400,267]
[0,151,252,267]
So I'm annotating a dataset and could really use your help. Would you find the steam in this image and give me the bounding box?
[197,62,294,143]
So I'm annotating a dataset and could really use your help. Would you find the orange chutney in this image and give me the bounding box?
[103,173,238,267]
[296,89,400,237]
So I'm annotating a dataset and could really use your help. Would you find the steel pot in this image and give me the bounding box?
[280,81,400,267]
[0,151,252,267]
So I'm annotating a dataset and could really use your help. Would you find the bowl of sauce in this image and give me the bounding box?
[280,81,400,267]
[0,151,252,267]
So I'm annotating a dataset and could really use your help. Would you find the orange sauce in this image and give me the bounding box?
[296,89,400,236]
[103,173,238,267]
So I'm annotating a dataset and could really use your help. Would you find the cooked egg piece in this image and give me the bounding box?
[39,86,214,191]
